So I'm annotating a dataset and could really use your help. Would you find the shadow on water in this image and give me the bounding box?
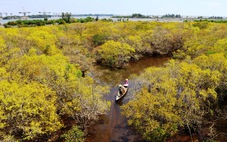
[85,56,169,142]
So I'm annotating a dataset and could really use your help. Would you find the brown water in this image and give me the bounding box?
[85,57,170,142]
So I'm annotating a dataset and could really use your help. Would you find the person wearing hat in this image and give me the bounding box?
[123,79,129,88]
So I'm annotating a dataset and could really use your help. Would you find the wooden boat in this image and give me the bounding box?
[116,85,128,101]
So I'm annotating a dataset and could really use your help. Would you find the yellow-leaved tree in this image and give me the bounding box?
[122,59,221,141]
[0,68,61,140]
[96,40,135,68]
[0,25,111,141]
[26,30,60,55]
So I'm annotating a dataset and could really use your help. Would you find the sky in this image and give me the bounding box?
[0,0,226,17]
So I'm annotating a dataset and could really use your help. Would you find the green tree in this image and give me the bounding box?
[61,126,84,142]
[92,34,107,46]
[62,12,72,23]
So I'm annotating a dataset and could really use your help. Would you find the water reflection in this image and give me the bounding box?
[90,56,170,86]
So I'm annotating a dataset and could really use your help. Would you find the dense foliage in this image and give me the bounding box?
[96,40,135,67]
[121,21,227,141]
[0,25,110,141]
[122,59,222,141]
[0,20,227,141]
[61,126,84,142]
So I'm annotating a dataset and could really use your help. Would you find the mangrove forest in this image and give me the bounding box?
[0,20,227,142]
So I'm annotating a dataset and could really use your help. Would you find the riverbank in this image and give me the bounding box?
[85,56,170,142]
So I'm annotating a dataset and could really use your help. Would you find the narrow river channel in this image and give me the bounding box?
[85,57,170,142]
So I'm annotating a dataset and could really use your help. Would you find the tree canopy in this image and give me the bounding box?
[0,20,227,141]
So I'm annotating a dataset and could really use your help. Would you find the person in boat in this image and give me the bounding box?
[118,84,126,95]
[123,79,129,88]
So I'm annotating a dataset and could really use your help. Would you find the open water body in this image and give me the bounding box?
[86,57,170,142]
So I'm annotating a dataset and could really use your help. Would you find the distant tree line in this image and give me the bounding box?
[208,16,223,19]
[194,19,227,23]
[73,14,113,17]
[3,15,52,20]
[28,14,52,18]
[112,13,151,18]
[197,16,223,19]
[2,16,21,20]
[113,13,182,19]
[161,14,181,18]
[3,16,96,28]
